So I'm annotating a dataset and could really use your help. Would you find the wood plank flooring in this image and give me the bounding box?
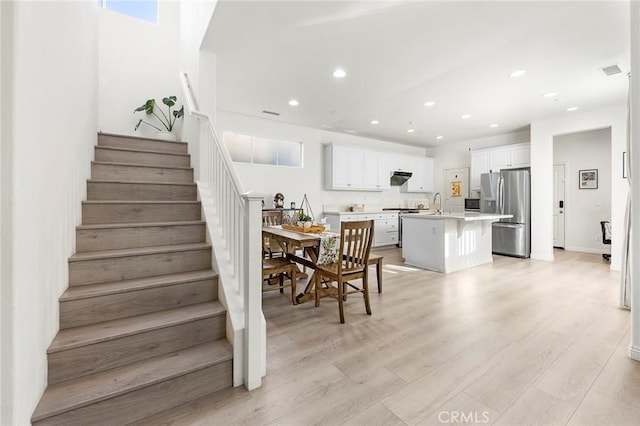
[140,249,638,426]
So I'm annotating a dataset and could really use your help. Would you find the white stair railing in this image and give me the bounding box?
[179,71,264,390]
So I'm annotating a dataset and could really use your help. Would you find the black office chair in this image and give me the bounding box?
[600,221,611,261]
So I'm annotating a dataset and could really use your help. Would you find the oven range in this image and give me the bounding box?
[382,208,422,247]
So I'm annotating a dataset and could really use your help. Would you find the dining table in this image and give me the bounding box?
[262,225,328,304]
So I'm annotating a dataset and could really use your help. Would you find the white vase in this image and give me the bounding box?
[303,221,312,229]
[156,131,177,141]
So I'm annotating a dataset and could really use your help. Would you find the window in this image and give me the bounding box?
[99,0,158,24]
[224,132,303,168]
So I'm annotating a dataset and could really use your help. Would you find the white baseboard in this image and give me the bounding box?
[630,345,640,362]
[564,246,606,255]
[531,252,554,262]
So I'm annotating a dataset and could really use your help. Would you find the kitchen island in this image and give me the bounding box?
[402,212,511,273]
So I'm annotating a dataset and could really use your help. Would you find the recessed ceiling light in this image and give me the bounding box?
[566,106,579,112]
[461,114,471,119]
[424,101,436,107]
[288,99,299,106]
[510,70,527,78]
[407,129,415,133]
[333,69,346,78]
[543,92,558,98]
[490,124,499,128]
[435,136,444,140]
[370,120,379,125]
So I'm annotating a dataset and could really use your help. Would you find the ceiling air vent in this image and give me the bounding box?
[600,64,622,77]
[262,110,280,116]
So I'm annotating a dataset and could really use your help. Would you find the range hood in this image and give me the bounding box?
[390,171,412,186]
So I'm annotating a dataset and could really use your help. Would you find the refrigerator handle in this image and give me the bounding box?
[498,176,504,214]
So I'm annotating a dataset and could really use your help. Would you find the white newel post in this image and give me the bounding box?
[243,193,264,389]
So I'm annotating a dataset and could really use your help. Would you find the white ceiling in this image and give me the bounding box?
[204,0,630,148]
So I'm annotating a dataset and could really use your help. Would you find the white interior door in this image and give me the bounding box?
[444,167,469,213]
[553,164,566,248]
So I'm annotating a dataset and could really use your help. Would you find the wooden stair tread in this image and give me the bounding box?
[61,270,217,301]
[76,220,205,230]
[87,179,196,187]
[82,200,200,205]
[98,132,187,145]
[32,340,231,422]
[92,161,193,171]
[69,243,210,262]
[96,145,190,157]
[49,302,225,353]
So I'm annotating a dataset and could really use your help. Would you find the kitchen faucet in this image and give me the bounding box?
[433,192,442,213]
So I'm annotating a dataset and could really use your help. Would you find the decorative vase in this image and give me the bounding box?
[303,221,312,229]
[297,221,303,228]
[156,131,177,141]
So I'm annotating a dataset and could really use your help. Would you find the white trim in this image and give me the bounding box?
[564,246,608,255]
[630,344,640,362]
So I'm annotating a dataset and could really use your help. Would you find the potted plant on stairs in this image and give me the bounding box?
[134,96,184,141]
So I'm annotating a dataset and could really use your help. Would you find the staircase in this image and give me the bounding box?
[31,133,233,426]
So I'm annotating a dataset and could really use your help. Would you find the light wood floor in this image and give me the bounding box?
[141,249,639,426]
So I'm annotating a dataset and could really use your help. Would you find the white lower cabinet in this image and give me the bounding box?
[324,212,398,247]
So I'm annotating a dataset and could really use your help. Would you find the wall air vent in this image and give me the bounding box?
[600,64,622,76]
[262,110,281,116]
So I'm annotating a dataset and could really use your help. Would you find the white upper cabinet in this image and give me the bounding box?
[401,157,434,193]
[377,153,391,190]
[470,149,490,189]
[325,144,386,191]
[470,143,530,189]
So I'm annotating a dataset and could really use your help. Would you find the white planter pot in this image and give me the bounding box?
[156,131,177,141]
[303,221,312,229]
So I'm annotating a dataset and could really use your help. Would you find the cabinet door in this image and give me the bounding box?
[331,145,351,188]
[490,146,511,171]
[347,148,365,188]
[421,157,435,192]
[471,150,490,189]
[510,144,530,168]
[362,150,380,189]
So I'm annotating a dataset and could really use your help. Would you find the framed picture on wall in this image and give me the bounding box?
[579,169,598,189]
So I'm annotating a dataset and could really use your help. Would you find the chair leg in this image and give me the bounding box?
[376,260,382,293]
[290,267,297,305]
[315,275,321,307]
[337,279,345,323]
[363,272,372,315]
[279,273,284,293]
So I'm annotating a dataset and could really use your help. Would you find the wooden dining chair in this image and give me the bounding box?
[262,211,284,258]
[262,257,297,305]
[314,220,374,323]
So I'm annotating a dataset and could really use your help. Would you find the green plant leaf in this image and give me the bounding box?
[162,96,176,107]
[173,106,184,118]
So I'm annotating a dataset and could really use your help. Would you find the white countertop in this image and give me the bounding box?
[402,212,512,221]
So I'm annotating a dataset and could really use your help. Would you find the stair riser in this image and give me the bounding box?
[47,316,226,385]
[82,202,201,224]
[60,279,218,329]
[77,223,205,252]
[92,163,194,183]
[87,182,197,201]
[69,248,212,286]
[39,362,232,425]
[95,147,190,168]
[98,134,188,155]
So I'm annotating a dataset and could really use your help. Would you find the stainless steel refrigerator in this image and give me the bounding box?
[480,168,531,258]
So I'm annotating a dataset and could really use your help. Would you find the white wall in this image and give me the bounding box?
[554,128,612,253]
[426,129,531,196]
[0,1,98,424]
[98,0,182,138]
[530,105,627,269]
[216,111,428,215]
